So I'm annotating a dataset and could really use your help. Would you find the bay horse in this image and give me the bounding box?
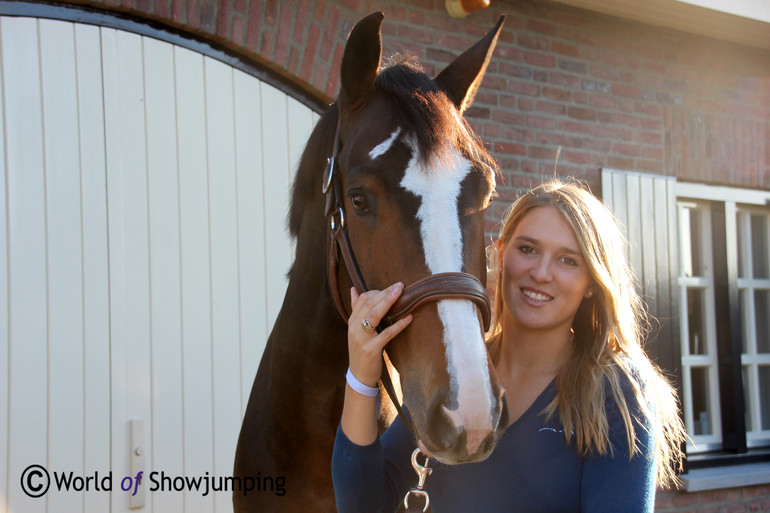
[234,12,507,512]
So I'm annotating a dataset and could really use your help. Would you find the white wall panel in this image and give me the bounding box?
[233,68,268,413]
[287,97,318,262]
[75,21,112,513]
[0,16,9,513]
[0,15,318,513]
[287,97,317,185]
[175,44,216,513]
[261,84,293,325]
[3,16,48,513]
[144,35,185,513]
[40,18,86,513]
[203,56,243,513]
[103,27,154,513]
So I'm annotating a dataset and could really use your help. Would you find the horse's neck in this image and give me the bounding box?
[263,217,349,435]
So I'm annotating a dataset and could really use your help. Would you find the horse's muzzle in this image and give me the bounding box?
[422,385,508,464]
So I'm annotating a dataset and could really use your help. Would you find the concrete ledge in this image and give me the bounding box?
[681,462,770,492]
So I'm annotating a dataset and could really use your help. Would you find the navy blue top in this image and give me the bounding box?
[332,372,656,513]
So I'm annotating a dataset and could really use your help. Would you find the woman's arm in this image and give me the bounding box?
[581,373,657,513]
[333,283,413,513]
[333,414,417,513]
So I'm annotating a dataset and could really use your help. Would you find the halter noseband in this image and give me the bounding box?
[323,113,492,332]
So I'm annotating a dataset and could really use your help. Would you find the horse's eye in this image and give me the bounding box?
[350,193,369,212]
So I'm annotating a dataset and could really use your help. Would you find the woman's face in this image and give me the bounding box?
[498,206,593,335]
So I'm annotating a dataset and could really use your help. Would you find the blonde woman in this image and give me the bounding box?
[333,179,685,512]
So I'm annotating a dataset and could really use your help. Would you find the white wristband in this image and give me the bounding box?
[346,368,380,398]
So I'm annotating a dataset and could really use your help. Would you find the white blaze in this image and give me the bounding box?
[369,128,402,160]
[398,136,494,440]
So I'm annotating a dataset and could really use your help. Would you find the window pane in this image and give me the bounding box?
[744,366,753,431]
[737,212,745,279]
[740,290,749,353]
[687,288,707,355]
[751,214,769,279]
[756,290,770,354]
[689,209,704,277]
[760,366,770,430]
[691,367,712,435]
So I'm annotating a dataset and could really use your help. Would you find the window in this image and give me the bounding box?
[737,208,770,447]
[675,182,770,455]
[601,169,770,461]
[678,202,722,451]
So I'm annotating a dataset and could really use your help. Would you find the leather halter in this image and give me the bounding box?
[323,108,492,442]
[323,113,492,333]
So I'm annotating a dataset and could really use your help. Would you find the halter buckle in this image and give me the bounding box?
[322,156,335,194]
[330,206,345,231]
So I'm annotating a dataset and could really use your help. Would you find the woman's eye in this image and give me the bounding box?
[518,245,534,255]
[560,256,578,266]
[350,194,369,212]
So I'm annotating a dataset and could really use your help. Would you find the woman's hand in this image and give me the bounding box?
[341,283,413,446]
[347,283,413,388]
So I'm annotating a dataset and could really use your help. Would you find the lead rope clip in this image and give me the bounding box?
[403,448,432,513]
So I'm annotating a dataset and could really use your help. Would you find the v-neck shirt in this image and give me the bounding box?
[332,370,656,513]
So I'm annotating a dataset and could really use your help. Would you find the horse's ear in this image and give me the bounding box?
[435,15,505,113]
[340,12,384,108]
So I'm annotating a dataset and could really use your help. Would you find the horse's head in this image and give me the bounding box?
[327,12,508,464]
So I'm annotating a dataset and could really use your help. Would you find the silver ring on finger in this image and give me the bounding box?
[361,319,376,334]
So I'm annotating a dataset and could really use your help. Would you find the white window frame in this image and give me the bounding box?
[676,182,770,453]
[736,206,770,447]
[677,201,722,452]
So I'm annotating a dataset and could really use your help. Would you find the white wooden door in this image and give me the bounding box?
[0,16,318,513]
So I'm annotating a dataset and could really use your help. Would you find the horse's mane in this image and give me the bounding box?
[288,103,338,238]
[288,56,497,239]
[375,56,494,171]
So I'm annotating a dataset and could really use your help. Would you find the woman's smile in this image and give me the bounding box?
[520,287,553,304]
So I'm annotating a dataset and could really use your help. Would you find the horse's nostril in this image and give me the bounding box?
[489,385,507,429]
[425,399,458,452]
[497,391,510,433]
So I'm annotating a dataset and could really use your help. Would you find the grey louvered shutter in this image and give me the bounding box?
[601,169,681,375]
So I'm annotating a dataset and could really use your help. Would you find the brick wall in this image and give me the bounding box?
[656,485,770,513]
[41,1,770,510]
[54,0,770,210]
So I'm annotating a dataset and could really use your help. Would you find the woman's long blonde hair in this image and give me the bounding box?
[487,179,685,487]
